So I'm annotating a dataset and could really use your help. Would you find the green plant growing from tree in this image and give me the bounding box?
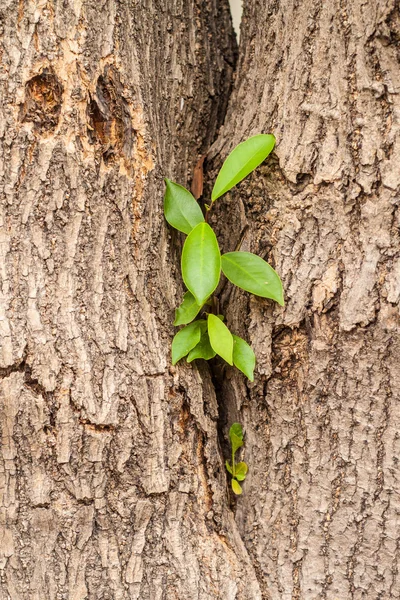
[225,423,247,495]
[164,134,284,495]
[164,134,284,383]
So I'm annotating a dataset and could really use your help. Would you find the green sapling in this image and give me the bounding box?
[164,134,284,381]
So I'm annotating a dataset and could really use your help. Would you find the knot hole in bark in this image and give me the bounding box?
[87,66,134,166]
[20,69,63,133]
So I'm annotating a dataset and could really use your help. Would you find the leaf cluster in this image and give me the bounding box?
[225,423,248,495]
[164,134,283,381]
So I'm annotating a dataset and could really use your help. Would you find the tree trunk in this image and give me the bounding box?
[0,2,261,598]
[1,1,399,599]
[210,1,400,598]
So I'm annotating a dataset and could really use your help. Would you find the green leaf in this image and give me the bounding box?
[164,179,205,235]
[233,335,256,381]
[231,479,242,495]
[230,434,243,454]
[229,423,244,454]
[211,134,275,202]
[187,332,216,362]
[207,314,233,365]
[181,223,221,306]
[235,462,248,481]
[225,460,233,475]
[171,320,206,365]
[221,251,284,306]
[174,291,202,326]
[229,422,243,441]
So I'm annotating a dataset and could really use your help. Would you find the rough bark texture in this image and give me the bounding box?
[209,0,400,598]
[1,0,400,599]
[0,2,264,598]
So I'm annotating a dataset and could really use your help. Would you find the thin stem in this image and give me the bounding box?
[204,200,215,223]
[232,446,236,478]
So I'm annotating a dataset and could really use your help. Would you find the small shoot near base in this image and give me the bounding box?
[225,423,248,495]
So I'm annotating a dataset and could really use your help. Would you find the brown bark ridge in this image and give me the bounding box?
[0,2,265,598]
[209,0,400,598]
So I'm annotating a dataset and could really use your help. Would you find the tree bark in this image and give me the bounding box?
[0,2,262,598]
[1,0,399,599]
[210,1,400,598]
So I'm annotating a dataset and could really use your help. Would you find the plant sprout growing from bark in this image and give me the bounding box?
[225,423,247,495]
[164,134,284,495]
[164,134,284,382]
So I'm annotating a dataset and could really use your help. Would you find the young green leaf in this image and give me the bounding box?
[208,314,233,365]
[221,251,284,306]
[225,460,233,475]
[181,223,221,306]
[231,479,242,495]
[174,291,202,326]
[171,320,206,365]
[211,134,275,202]
[164,179,204,235]
[229,422,244,454]
[233,335,256,381]
[235,462,248,481]
[229,422,243,440]
[187,332,216,362]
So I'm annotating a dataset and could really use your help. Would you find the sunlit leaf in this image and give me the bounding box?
[211,134,275,201]
[233,335,256,381]
[187,332,216,362]
[174,291,202,326]
[221,251,284,306]
[235,462,248,481]
[231,479,242,495]
[164,179,204,235]
[207,314,233,365]
[181,223,221,306]
[171,320,206,365]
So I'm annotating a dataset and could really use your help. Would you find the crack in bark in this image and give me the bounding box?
[0,356,26,379]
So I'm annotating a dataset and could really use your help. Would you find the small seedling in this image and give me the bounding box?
[225,423,248,495]
[164,134,284,381]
